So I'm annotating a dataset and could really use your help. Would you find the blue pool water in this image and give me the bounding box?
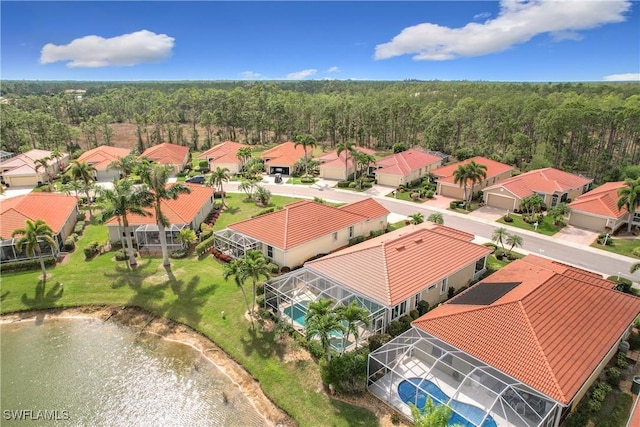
[284,301,310,325]
[398,378,497,427]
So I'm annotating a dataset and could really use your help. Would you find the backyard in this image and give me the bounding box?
[0,193,379,427]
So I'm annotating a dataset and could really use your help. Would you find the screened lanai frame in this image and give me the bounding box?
[135,224,185,251]
[264,267,387,351]
[213,229,263,259]
[1,238,58,263]
[368,328,561,427]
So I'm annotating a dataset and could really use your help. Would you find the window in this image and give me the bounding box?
[634,212,640,223]
[428,284,436,292]
[440,278,448,295]
[414,293,421,308]
[267,245,273,258]
[333,232,338,241]
[348,226,354,238]
[391,301,408,320]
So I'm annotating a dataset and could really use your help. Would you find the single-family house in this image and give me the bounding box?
[317,147,377,181]
[483,168,592,211]
[76,146,131,182]
[260,141,313,175]
[373,149,442,188]
[568,181,640,232]
[197,141,249,175]
[0,149,69,188]
[140,143,190,174]
[368,254,639,426]
[432,156,514,200]
[1,193,78,262]
[104,184,215,252]
[214,198,389,269]
[263,223,491,351]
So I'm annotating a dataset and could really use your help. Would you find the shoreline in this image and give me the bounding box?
[0,305,295,427]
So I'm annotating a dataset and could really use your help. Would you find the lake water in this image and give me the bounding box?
[0,318,268,426]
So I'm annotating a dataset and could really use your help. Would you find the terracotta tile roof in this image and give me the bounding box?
[413,254,639,404]
[307,223,491,306]
[0,193,77,238]
[317,147,377,169]
[569,181,630,218]
[485,168,592,198]
[260,141,312,166]
[229,198,387,249]
[77,146,131,171]
[432,156,514,185]
[104,184,214,226]
[339,198,390,219]
[140,143,189,166]
[197,141,249,164]
[375,149,442,177]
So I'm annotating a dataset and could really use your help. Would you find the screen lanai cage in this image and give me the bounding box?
[135,224,185,252]
[1,238,58,263]
[264,267,387,353]
[213,229,263,259]
[368,328,560,427]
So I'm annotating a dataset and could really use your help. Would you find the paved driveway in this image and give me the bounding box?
[553,225,599,245]
[467,205,505,222]
[1,186,34,199]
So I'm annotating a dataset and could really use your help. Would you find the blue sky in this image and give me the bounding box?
[1,1,639,82]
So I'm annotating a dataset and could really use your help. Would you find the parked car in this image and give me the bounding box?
[186,175,206,184]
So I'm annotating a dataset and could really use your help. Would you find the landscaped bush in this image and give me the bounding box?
[587,399,601,413]
[114,249,129,261]
[386,320,410,337]
[613,277,633,294]
[502,215,513,223]
[416,300,430,316]
[598,233,614,246]
[267,262,280,274]
[348,235,366,246]
[300,175,315,183]
[425,190,435,199]
[448,287,455,299]
[252,207,275,218]
[410,192,420,201]
[320,349,368,394]
[606,367,621,387]
[336,181,350,188]
[0,256,56,273]
[63,236,76,251]
[409,309,419,320]
[348,182,357,188]
[367,333,392,352]
[83,241,101,259]
[170,249,189,259]
[450,200,464,209]
[74,221,85,235]
[211,247,232,262]
[628,331,640,351]
[195,236,215,256]
[369,229,385,239]
[199,228,214,241]
[483,242,498,253]
[77,212,86,221]
[362,181,373,188]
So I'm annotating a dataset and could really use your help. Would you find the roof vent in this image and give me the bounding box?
[414,238,423,244]
[395,245,405,251]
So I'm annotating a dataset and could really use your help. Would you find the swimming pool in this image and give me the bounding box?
[283,300,310,326]
[398,377,497,427]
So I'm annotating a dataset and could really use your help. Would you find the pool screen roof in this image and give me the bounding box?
[449,282,520,305]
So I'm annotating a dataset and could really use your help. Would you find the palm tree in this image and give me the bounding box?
[34,156,52,189]
[97,178,154,267]
[336,140,357,182]
[208,166,231,207]
[427,213,444,224]
[108,154,137,178]
[237,146,253,172]
[506,233,523,256]
[520,194,544,217]
[548,202,571,227]
[139,163,191,267]
[617,178,640,232]
[61,179,84,202]
[452,164,470,208]
[631,262,640,274]
[336,301,370,353]
[223,259,253,329]
[177,228,197,248]
[409,213,424,225]
[294,134,316,177]
[304,298,334,324]
[491,227,508,253]
[66,160,97,219]
[465,160,487,205]
[306,312,345,362]
[241,250,270,315]
[12,219,58,280]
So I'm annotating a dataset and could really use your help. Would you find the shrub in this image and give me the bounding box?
[0,256,56,273]
[368,333,392,352]
[587,399,601,413]
[252,207,275,217]
[386,320,410,337]
[591,384,608,402]
[410,192,420,201]
[598,233,614,246]
[336,180,350,188]
[348,235,366,246]
[300,175,315,183]
[170,249,189,259]
[76,212,86,221]
[416,300,430,316]
[348,182,357,188]
[483,242,498,252]
[409,309,420,320]
[502,215,513,223]
[74,221,85,235]
[304,339,326,361]
[199,228,214,241]
[114,249,129,261]
[448,287,455,299]
[450,200,462,209]
[195,236,215,256]
[629,332,640,351]
[320,350,368,394]
[425,190,435,199]
[362,181,373,188]
[63,236,76,251]
[210,247,232,263]
[390,413,401,425]
[83,241,101,259]
[399,315,412,328]
[267,262,280,274]
[606,367,621,387]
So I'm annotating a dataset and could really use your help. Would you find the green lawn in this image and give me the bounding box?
[286,177,317,185]
[592,237,640,258]
[0,194,378,427]
[386,190,427,203]
[496,213,560,236]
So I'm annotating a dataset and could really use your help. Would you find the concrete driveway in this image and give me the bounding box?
[553,225,599,245]
[1,186,34,199]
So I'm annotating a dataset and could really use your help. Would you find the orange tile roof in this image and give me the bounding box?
[197,141,249,164]
[229,198,388,249]
[104,184,214,226]
[413,254,640,404]
[260,141,312,166]
[77,146,131,171]
[140,143,189,166]
[375,149,442,176]
[339,198,390,219]
[0,193,77,238]
[432,156,514,185]
[569,181,630,218]
[317,147,377,169]
[307,223,491,306]
[0,149,57,175]
[485,168,592,198]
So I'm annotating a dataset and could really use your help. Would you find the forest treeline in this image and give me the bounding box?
[1,80,639,183]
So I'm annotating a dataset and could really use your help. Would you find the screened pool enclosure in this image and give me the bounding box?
[264,267,387,352]
[213,228,262,259]
[368,328,560,427]
[135,224,185,253]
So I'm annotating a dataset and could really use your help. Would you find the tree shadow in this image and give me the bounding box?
[104,258,155,291]
[222,206,239,216]
[162,266,218,326]
[329,398,380,427]
[21,280,64,310]
[0,290,9,302]
[239,325,286,361]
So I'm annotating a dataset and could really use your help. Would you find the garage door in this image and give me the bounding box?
[568,213,605,231]
[486,193,517,210]
[440,185,464,199]
[7,175,37,187]
[270,166,290,175]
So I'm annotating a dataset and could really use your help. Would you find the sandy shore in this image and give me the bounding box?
[0,305,295,427]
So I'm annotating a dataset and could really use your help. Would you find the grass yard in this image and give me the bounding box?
[0,194,378,427]
[496,213,560,236]
[592,237,640,258]
[286,177,317,185]
[386,190,427,203]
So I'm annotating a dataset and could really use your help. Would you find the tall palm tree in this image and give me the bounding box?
[34,156,52,189]
[336,140,357,182]
[241,250,270,315]
[617,178,640,232]
[465,160,488,205]
[491,227,508,253]
[223,259,254,329]
[506,233,523,256]
[452,164,470,207]
[306,312,345,362]
[108,154,137,178]
[12,219,58,280]
[237,146,253,172]
[409,212,424,225]
[139,163,191,267]
[336,301,370,353]
[97,178,154,267]
[208,166,231,207]
[66,160,97,219]
[427,213,444,225]
[61,179,84,202]
[294,134,316,177]
[304,298,334,324]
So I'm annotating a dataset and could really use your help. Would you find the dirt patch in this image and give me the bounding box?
[0,306,294,427]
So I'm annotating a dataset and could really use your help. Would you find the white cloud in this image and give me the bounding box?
[473,12,491,20]
[375,0,631,61]
[241,71,262,79]
[286,69,317,80]
[40,30,174,68]
[327,66,339,73]
[603,73,640,81]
